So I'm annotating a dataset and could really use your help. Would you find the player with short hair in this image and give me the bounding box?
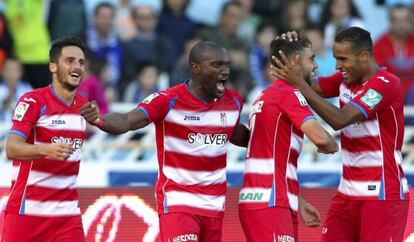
[238,37,338,242]
[80,41,249,242]
[2,36,88,242]
[272,27,409,242]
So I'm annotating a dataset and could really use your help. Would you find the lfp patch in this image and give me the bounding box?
[13,102,30,121]
[360,89,382,110]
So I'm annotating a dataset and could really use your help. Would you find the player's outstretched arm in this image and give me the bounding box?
[81,101,148,134]
[300,119,338,154]
[6,133,75,161]
[230,123,250,147]
[273,51,365,130]
[299,196,321,227]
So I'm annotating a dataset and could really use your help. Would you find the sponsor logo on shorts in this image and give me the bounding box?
[275,234,295,242]
[173,233,198,242]
[239,192,264,201]
[322,227,328,234]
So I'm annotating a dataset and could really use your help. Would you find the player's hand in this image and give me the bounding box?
[299,199,321,227]
[317,142,339,154]
[270,51,305,87]
[80,101,101,126]
[42,143,75,160]
[275,31,299,42]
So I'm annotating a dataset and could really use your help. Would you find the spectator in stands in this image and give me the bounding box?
[373,4,414,101]
[122,4,174,96]
[86,2,123,95]
[248,22,277,90]
[281,0,309,33]
[170,35,202,87]
[123,61,160,103]
[303,25,336,77]
[114,0,137,41]
[198,1,251,99]
[235,0,262,43]
[77,56,109,114]
[5,0,51,88]
[0,58,32,121]
[47,0,87,41]
[0,12,13,74]
[81,41,249,242]
[320,0,364,48]
[157,0,197,62]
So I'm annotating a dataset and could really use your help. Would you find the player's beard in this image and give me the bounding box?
[56,69,79,91]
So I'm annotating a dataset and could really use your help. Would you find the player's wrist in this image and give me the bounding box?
[96,116,105,128]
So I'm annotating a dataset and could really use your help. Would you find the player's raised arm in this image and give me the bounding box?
[300,119,338,154]
[80,101,149,134]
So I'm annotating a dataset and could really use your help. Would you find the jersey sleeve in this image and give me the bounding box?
[10,92,42,139]
[137,91,175,123]
[349,74,400,119]
[318,72,343,98]
[281,89,315,130]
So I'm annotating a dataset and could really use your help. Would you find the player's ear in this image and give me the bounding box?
[192,62,200,74]
[49,62,57,73]
[359,51,369,63]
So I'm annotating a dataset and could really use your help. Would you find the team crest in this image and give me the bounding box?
[220,112,227,127]
[13,102,30,121]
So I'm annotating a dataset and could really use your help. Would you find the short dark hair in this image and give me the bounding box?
[269,37,312,66]
[188,41,225,67]
[49,36,87,63]
[334,27,372,54]
[220,1,242,16]
[94,2,114,17]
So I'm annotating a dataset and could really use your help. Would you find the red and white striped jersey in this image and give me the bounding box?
[6,85,87,216]
[138,81,242,217]
[239,80,315,212]
[319,69,409,200]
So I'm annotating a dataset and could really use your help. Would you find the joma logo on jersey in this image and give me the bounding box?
[51,120,66,125]
[187,133,227,146]
[51,137,83,149]
[184,115,200,121]
[239,192,264,201]
[173,233,198,242]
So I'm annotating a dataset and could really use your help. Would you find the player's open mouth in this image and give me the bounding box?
[217,78,227,92]
[341,71,349,80]
[69,72,81,81]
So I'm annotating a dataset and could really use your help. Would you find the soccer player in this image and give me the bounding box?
[2,36,88,241]
[238,37,338,242]
[272,27,410,242]
[80,41,249,242]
